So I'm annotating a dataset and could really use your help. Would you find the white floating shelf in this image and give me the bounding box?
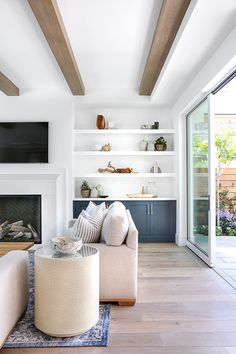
[73,151,176,156]
[73,197,177,201]
[73,129,174,134]
[74,173,175,178]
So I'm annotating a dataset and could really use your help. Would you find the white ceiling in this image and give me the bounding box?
[58,0,162,92]
[0,0,67,91]
[0,0,236,104]
[0,0,161,93]
[151,0,236,106]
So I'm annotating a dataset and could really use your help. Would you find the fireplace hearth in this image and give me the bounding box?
[0,195,41,243]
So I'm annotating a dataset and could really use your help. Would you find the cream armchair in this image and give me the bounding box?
[70,210,138,305]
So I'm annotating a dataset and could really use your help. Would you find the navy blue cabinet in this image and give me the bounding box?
[125,202,149,237]
[73,200,176,243]
[148,201,176,242]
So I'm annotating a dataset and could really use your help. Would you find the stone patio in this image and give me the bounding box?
[216,236,236,287]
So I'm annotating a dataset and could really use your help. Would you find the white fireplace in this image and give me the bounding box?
[0,168,68,245]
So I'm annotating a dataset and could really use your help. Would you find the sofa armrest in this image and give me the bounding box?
[68,219,76,229]
[126,210,138,250]
[0,251,29,348]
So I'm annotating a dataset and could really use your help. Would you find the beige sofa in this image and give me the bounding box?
[70,210,138,305]
[0,250,29,348]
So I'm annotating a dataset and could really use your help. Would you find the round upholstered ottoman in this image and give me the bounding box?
[34,246,99,337]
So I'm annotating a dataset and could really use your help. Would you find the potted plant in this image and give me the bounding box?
[154,137,167,151]
[80,180,91,198]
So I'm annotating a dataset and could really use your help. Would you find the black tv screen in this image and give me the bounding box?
[0,122,48,163]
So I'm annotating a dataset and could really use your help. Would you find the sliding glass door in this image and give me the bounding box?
[186,96,215,266]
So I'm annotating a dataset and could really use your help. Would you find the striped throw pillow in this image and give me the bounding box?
[72,208,104,243]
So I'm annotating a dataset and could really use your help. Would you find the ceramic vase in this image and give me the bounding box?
[140,139,148,151]
[81,189,90,198]
[96,184,104,196]
[96,115,106,129]
[155,144,166,151]
[90,187,99,198]
[147,141,155,151]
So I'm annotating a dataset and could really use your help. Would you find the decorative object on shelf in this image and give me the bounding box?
[154,137,167,151]
[141,124,153,129]
[147,141,155,151]
[150,162,162,173]
[127,193,155,198]
[146,181,158,196]
[90,187,99,198]
[81,180,91,198]
[141,186,145,194]
[96,184,104,196]
[107,121,116,129]
[92,144,102,151]
[108,161,133,173]
[51,236,83,254]
[96,115,106,129]
[98,167,114,173]
[152,122,159,129]
[102,144,109,152]
[102,143,111,151]
[140,139,148,151]
[99,195,109,198]
[98,161,134,174]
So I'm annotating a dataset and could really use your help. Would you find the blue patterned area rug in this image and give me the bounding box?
[4,251,111,348]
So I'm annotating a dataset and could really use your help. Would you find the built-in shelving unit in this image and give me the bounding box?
[73,197,177,201]
[73,173,176,178]
[72,108,176,200]
[73,151,176,156]
[73,129,175,134]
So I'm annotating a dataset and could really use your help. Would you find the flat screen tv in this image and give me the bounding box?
[0,122,48,163]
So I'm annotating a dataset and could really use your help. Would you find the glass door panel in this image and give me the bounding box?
[186,97,215,266]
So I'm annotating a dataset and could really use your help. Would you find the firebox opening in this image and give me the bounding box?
[0,195,41,243]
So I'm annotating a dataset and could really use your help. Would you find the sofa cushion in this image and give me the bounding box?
[72,208,104,243]
[101,202,129,246]
[86,201,107,217]
[0,251,29,349]
[85,242,137,300]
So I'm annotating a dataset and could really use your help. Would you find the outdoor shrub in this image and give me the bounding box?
[226,227,236,236]
[219,188,236,214]
[217,209,236,234]
[215,226,222,236]
[194,224,208,236]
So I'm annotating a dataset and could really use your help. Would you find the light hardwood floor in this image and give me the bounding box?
[2,243,236,354]
[0,242,34,257]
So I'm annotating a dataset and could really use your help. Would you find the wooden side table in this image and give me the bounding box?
[34,246,99,337]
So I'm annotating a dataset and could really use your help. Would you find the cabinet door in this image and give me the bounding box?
[126,202,149,240]
[149,201,176,242]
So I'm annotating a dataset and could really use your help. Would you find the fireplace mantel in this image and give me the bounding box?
[0,168,68,244]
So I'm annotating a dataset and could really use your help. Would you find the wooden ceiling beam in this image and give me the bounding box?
[0,72,19,96]
[27,0,85,95]
[139,0,191,96]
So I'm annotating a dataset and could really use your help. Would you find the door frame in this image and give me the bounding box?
[186,94,216,267]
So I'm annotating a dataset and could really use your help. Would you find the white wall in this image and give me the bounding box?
[0,89,73,241]
[172,26,236,246]
[0,89,176,241]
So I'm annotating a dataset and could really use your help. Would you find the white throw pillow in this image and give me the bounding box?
[72,208,104,243]
[86,201,107,217]
[101,202,129,246]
